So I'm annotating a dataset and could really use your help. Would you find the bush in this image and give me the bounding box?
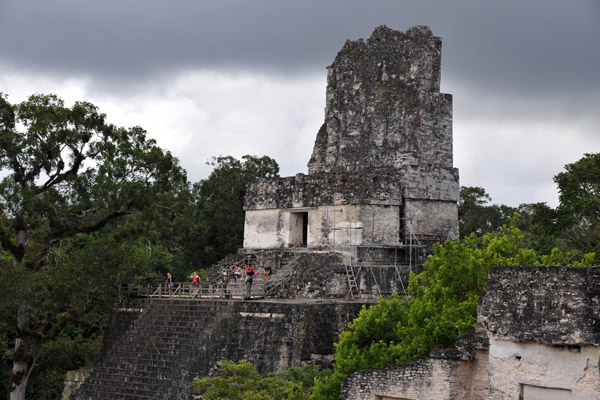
[193,360,328,400]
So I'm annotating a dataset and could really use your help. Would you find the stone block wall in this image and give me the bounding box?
[243,202,404,250]
[477,266,600,345]
[70,298,365,400]
[400,165,459,201]
[244,172,403,211]
[341,358,467,400]
[478,266,600,399]
[308,25,452,175]
[404,199,458,239]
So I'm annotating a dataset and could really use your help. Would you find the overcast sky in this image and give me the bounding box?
[1,0,599,207]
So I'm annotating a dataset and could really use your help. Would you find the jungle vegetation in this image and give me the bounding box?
[0,93,597,399]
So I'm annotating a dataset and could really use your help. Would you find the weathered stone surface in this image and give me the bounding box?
[486,340,600,400]
[477,266,600,345]
[70,298,366,400]
[340,357,485,400]
[479,266,600,399]
[308,25,450,174]
[243,25,459,253]
[61,367,93,400]
[244,172,403,210]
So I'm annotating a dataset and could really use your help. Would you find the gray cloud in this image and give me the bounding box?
[1,0,598,208]
[2,0,598,91]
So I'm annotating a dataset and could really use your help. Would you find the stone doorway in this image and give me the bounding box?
[290,211,308,247]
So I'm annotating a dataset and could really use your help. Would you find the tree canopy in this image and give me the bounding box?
[189,155,279,267]
[0,93,188,400]
[459,152,600,264]
[458,186,515,238]
[553,152,600,259]
[193,360,327,400]
[0,93,187,270]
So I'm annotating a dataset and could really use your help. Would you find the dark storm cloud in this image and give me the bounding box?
[1,0,599,207]
[1,0,598,97]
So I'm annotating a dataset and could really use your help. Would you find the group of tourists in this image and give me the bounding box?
[238,262,273,299]
[163,262,274,299]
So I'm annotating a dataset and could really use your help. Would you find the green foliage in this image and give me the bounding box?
[512,202,560,254]
[0,93,188,398]
[312,221,595,400]
[25,334,102,400]
[0,93,188,270]
[458,186,516,238]
[190,155,279,267]
[460,152,600,263]
[193,360,327,400]
[553,153,600,261]
[555,152,600,225]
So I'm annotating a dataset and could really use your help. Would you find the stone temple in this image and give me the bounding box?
[65,26,462,400]
[242,25,459,293]
[65,26,600,400]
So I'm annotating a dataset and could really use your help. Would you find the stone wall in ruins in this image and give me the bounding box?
[307,25,452,174]
[70,298,365,400]
[479,266,600,400]
[244,25,459,251]
[341,266,600,400]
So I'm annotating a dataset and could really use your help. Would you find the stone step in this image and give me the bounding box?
[104,350,200,364]
[72,298,365,400]
[97,360,191,376]
[73,383,162,399]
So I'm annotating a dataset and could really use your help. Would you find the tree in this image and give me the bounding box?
[554,153,600,261]
[458,186,516,238]
[555,153,600,225]
[191,155,279,267]
[193,359,327,400]
[513,202,560,255]
[311,221,595,400]
[0,93,187,400]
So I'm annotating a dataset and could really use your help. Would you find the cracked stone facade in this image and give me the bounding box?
[243,25,459,253]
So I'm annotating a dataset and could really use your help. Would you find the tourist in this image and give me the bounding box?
[221,270,229,298]
[166,272,174,296]
[191,271,200,297]
[234,264,242,280]
[264,263,272,277]
[263,268,273,294]
[244,264,255,300]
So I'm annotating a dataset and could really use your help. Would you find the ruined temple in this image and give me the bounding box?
[242,26,459,293]
[64,26,600,400]
[65,26,461,399]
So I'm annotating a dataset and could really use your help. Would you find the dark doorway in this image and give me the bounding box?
[302,212,308,247]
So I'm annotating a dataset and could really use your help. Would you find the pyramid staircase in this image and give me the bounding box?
[71,300,229,400]
[71,298,365,400]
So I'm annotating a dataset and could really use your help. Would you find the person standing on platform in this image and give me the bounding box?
[191,271,200,297]
[166,272,174,296]
[244,264,255,300]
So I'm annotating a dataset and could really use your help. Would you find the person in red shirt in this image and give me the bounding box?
[191,271,200,297]
[244,264,255,299]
